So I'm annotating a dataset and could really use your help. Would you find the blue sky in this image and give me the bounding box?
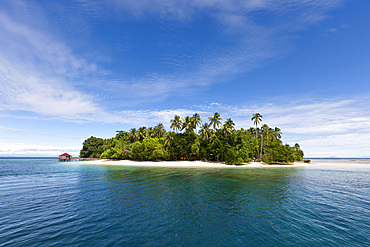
[0,0,369,157]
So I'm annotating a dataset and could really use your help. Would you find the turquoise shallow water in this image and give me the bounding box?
[0,158,369,246]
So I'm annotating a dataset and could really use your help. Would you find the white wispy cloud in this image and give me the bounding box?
[0,142,80,156]
[0,1,102,121]
[0,11,96,78]
[0,55,99,120]
[0,0,345,119]
[298,133,370,158]
[106,0,343,22]
[77,0,345,101]
[0,125,19,133]
[326,24,349,34]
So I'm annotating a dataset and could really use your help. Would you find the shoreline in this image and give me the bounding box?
[77,159,370,168]
[78,159,308,168]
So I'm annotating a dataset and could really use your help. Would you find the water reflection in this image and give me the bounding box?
[77,166,305,245]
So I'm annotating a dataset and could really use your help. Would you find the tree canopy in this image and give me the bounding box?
[80,113,304,164]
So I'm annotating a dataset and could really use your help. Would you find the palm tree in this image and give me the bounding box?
[208,112,222,130]
[225,118,235,128]
[260,125,272,143]
[182,116,194,134]
[199,123,211,141]
[154,123,165,138]
[170,115,182,133]
[294,143,301,150]
[164,132,174,148]
[251,113,262,140]
[191,113,202,132]
[199,123,211,160]
[260,124,269,160]
[251,113,262,160]
[274,127,282,140]
[209,132,220,161]
[220,119,234,137]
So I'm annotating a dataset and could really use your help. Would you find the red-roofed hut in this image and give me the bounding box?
[59,153,72,161]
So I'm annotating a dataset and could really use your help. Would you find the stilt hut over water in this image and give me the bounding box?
[59,153,72,161]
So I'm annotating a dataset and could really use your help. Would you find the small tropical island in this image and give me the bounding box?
[80,113,305,165]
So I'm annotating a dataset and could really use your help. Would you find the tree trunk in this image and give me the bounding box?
[260,133,263,161]
[255,126,258,160]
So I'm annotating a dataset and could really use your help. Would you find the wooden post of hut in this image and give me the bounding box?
[59,153,72,162]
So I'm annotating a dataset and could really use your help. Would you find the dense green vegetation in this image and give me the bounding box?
[80,113,304,164]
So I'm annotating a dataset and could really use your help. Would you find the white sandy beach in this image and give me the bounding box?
[79,159,309,168]
[77,159,370,168]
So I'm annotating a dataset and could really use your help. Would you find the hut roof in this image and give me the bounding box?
[59,153,71,157]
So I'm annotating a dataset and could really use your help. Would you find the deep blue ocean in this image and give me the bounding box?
[1,158,369,246]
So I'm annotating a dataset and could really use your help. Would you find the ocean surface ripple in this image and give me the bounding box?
[0,158,369,246]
